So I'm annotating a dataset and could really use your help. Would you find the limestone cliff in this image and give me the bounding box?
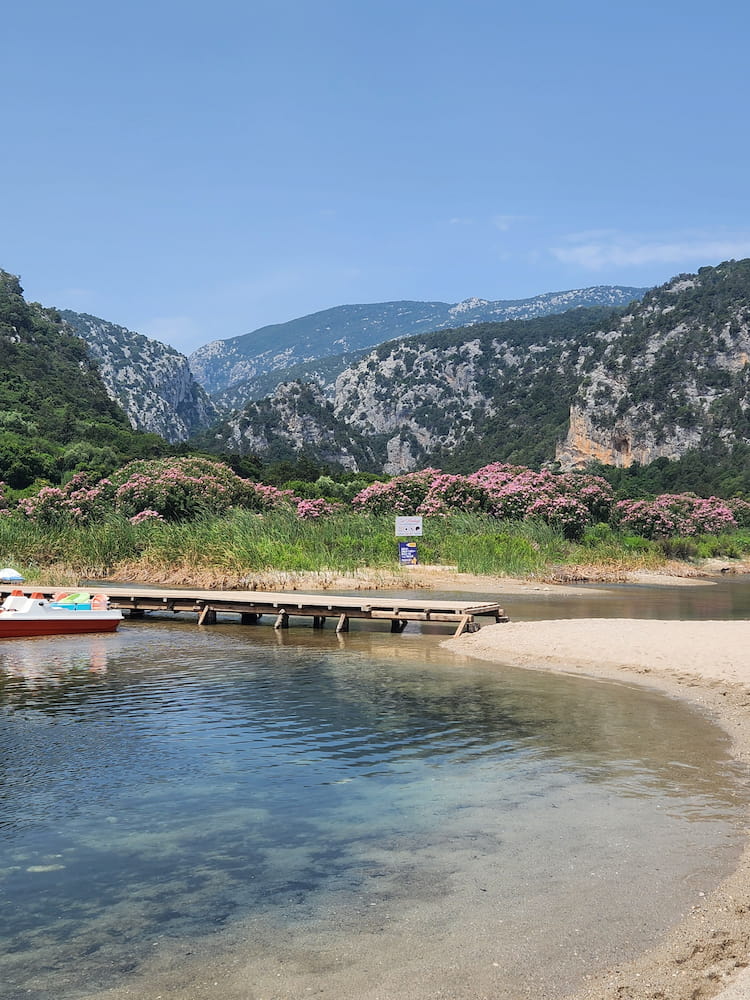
[555,261,750,469]
[210,308,608,473]
[61,311,218,443]
[209,260,750,475]
[190,286,647,403]
[555,405,703,469]
[218,381,367,471]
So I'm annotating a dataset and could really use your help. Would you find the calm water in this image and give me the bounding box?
[0,580,748,999]
[353,572,750,623]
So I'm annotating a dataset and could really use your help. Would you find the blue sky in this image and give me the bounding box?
[4,0,750,354]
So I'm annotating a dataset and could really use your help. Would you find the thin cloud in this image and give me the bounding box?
[492,214,531,232]
[550,236,750,270]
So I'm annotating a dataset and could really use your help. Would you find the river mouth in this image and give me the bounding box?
[0,621,746,1000]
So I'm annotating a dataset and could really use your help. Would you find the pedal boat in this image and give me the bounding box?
[0,591,123,638]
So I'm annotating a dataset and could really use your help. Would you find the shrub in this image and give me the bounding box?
[556,473,614,521]
[113,457,246,520]
[417,474,489,516]
[18,473,115,525]
[352,468,442,514]
[727,497,750,528]
[614,494,736,538]
[296,498,343,519]
[658,537,698,559]
[526,494,591,540]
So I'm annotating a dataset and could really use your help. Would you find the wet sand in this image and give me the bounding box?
[444,618,750,1000]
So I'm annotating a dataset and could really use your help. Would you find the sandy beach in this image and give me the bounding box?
[444,616,750,1000]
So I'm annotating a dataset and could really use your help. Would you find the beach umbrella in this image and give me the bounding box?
[0,568,24,583]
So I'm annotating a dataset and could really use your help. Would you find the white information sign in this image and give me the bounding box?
[395,516,423,537]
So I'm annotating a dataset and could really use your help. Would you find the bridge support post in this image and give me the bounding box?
[274,610,289,629]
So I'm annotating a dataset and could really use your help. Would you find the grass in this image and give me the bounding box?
[2,510,749,587]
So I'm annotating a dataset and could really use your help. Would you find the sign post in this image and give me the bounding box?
[395,516,423,566]
[398,540,419,565]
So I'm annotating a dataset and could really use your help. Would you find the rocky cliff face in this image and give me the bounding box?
[212,260,750,475]
[331,338,493,473]
[212,308,607,473]
[555,405,704,468]
[189,286,647,404]
[219,381,367,471]
[62,311,218,443]
[555,262,750,469]
[51,262,750,475]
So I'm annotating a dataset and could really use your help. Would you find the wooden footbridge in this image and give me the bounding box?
[3,586,508,636]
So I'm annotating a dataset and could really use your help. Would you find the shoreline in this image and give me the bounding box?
[444,618,750,1000]
[83,554,750,595]
[52,568,750,998]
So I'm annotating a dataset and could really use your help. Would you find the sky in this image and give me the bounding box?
[4,0,750,355]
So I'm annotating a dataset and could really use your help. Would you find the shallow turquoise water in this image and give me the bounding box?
[0,617,746,999]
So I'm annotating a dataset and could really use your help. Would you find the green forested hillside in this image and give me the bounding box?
[0,271,167,489]
[201,259,750,496]
[188,286,648,398]
[205,306,620,472]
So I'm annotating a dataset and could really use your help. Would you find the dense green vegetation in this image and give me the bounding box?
[4,257,750,511]
[585,259,750,445]
[2,508,748,586]
[590,443,750,499]
[199,259,750,482]
[0,271,170,490]
[3,454,748,584]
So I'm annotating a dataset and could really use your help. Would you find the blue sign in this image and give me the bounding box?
[398,541,418,565]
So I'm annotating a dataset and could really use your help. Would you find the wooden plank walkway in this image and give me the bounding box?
[3,586,509,636]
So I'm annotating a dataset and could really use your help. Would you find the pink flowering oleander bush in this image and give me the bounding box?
[112,457,249,520]
[112,457,298,521]
[556,473,614,521]
[526,494,591,540]
[466,462,531,489]
[296,498,344,519]
[416,474,489,516]
[473,467,559,521]
[18,473,115,525]
[727,497,750,528]
[239,481,297,513]
[351,469,442,515]
[614,494,737,539]
[352,462,596,536]
[129,509,166,525]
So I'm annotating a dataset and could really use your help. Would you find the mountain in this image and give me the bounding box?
[188,286,648,404]
[0,271,166,488]
[556,259,750,469]
[61,311,218,443]
[201,381,372,471]
[202,306,616,473]
[203,261,750,478]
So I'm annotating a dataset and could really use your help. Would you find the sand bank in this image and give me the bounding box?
[444,619,750,1000]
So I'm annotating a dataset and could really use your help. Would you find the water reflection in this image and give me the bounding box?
[360,573,750,622]
[0,625,739,810]
[0,589,747,1000]
[0,635,111,689]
